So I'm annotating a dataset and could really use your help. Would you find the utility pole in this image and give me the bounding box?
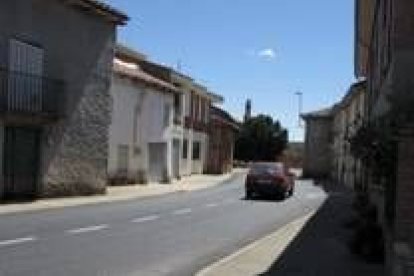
[295,91,303,128]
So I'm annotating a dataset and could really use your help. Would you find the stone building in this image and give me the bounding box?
[355,0,414,274]
[108,45,182,184]
[0,0,128,200]
[332,80,366,190]
[206,106,239,174]
[301,107,334,179]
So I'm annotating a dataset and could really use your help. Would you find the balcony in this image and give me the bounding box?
[0,69,65,125]
[184,116,208,133]
[173,113,182,126]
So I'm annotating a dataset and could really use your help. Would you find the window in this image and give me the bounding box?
[200,98,205,123]
[164,103,171,127]
[204,100,210,123]
[117,145,129,174]
[174,93,181,111]
[182,139,188,159]
[173,93,182,124]
[190,91,196,119]
[9,39,44,112]
[192,141,201,160]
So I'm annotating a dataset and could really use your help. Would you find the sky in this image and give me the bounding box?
[105,0,356,141]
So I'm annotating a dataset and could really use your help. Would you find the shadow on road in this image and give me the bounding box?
[258,181,384,276]
[240,196,287,203]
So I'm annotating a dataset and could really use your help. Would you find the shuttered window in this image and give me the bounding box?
[8,39,44,112]
[117,145,129,174]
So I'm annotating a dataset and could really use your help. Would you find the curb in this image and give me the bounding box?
[197,211,316,276]
[0,170,245,216]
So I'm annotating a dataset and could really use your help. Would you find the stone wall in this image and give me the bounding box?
[303,118,333,179]
[41,76,112,197]
[0,0,117,197]
[394,127,414,247]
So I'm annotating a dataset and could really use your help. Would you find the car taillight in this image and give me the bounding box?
[272,174,285,183]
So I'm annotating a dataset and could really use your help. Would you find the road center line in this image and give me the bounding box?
[66,225,108,235]
[205,203,219,208]
[172,208,192,215]
[0,236,37,247]
[131,215,160,223]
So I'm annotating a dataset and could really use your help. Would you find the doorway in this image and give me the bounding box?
[3,127,40,200]
[172,139,180,179]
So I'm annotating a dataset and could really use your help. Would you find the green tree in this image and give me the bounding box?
[235,115,288,162]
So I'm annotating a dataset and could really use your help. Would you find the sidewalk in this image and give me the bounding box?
[198,183,385,276]
[0,169,245,216]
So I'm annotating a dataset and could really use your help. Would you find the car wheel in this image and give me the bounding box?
[277,191,287,200]
[288,188,294,197]
[245,190,253,199]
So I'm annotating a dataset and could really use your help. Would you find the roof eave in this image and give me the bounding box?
[64,0,129,25]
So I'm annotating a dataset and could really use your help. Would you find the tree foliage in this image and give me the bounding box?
[235,115,288,162]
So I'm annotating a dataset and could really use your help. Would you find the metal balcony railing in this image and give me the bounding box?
[0,69,64,121]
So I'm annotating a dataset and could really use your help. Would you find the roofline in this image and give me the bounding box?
[210,106,240,131]
[206,91,224,103]
[301,108,334,120]
[301,113,333,120]
[335,79,367,110]
[64,0,129,25]
[115,44,147,62]
[113,65,179,94]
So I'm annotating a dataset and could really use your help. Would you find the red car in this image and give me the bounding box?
[245,162,295,199]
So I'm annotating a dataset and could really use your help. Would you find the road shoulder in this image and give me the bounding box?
[197,212,315,276]
[0,169,246,216]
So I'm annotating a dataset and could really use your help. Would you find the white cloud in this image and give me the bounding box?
[258,48,276,59]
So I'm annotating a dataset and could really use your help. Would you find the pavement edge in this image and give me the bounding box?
[196,211,316,276]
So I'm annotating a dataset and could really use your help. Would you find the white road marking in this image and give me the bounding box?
[0,236,37,247]
[66,225,108,235]
[131,215,160,223]
[222,199,237,204]
[172,208,192,215]
[205,203,220,208]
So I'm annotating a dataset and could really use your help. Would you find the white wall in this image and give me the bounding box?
[181,129,208,175]
[178,84,210,176]
[108,76,183,183]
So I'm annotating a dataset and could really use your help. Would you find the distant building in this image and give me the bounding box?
[206,107,240,174]
[244,99,252,122]
[280,142,304,169]
[301,107,334,179]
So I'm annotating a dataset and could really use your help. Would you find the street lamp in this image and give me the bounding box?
[295,91,303,128]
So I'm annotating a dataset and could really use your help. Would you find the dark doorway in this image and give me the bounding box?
[3,127,40,200]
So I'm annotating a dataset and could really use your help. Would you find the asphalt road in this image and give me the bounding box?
[0,172,327,276]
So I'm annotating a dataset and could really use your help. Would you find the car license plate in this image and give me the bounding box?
[257,179,271,184]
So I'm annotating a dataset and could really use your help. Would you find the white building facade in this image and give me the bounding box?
[136,55,223,178]
[176,78,223,176]
[108,50,184,184]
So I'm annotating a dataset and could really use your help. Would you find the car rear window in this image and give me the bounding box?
[250,163,284,174]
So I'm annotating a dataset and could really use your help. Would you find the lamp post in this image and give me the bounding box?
[295,91,303,128]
